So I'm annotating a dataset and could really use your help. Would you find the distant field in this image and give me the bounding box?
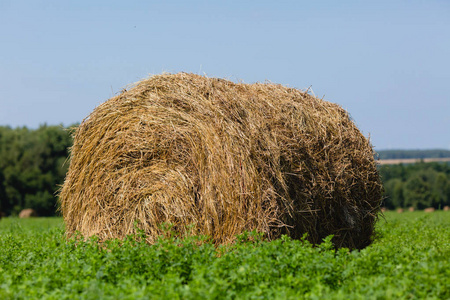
[376,149,450,160]
[377,157,450,165]
[0,213,449,299]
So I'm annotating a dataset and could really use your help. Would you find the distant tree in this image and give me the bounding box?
[380,161,450,209]
[433,172,449,208]
[0,125,73,216]
[403,169,437,209]
[379,164,406,182]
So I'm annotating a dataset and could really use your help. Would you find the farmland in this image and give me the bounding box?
[0,211,448,299]
[378,157,450,165]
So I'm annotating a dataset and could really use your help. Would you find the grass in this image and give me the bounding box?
[0,212,449,299]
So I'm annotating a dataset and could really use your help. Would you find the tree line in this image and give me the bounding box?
[0,125,73,216]
[379,162,450,209]
[1,125,449,215]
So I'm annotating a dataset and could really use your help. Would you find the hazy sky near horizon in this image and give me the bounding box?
[1,0,449,150]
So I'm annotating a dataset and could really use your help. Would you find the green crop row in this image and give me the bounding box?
[0,212,449,299]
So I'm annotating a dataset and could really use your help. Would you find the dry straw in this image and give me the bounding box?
[60,73,382,249]
[19,208,38,218]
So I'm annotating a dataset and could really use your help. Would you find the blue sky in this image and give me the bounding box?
[1,0,449,150]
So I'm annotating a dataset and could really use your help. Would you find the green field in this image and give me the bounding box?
[0,212,449,299]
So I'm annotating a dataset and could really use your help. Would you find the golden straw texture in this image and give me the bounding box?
[59,73,382,249]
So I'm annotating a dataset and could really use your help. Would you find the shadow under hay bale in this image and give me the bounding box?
[19,208,38,218]
[60,73,382,250]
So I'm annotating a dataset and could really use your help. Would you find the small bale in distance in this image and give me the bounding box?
[19,208,38,218]
[424,207,435,213]
[444,206,449,211]
[408,207,415,212]
[396,208,404,213]
[60,73,382,250]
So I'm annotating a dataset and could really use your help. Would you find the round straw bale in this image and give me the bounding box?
[60,73,382,249]
[19,208,38,218]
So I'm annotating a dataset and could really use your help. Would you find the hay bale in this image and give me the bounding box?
[60,73,382,249]
[424,207,435,213]
[408,207,415,212]
[444,206,449,211]
[19,208,38,218]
